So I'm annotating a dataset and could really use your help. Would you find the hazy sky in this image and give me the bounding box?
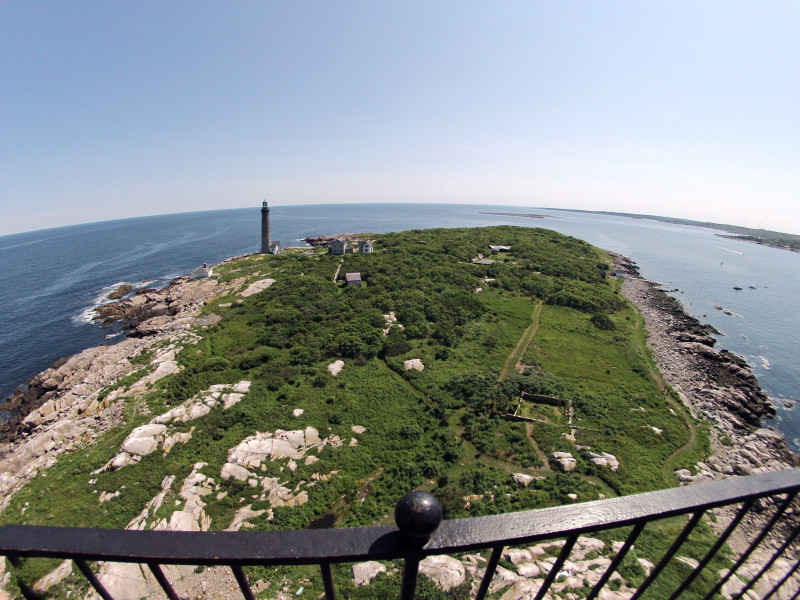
[2,2,799,236]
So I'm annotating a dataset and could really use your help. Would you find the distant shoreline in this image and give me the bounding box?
[480,212,547,219]
[545,208,800,253]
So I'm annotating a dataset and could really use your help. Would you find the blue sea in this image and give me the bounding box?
[1,204,798,451]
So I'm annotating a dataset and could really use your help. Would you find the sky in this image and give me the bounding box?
[2,2,799,236]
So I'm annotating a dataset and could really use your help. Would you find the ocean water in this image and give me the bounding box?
[1,204,798,450]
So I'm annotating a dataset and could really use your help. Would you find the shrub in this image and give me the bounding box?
[590,313,616,330]
[200,356,232,372]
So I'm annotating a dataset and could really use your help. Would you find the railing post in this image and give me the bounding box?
[320,561,336,600]
[395,491,443,600]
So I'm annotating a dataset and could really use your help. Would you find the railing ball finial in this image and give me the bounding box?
[395,491,443,540]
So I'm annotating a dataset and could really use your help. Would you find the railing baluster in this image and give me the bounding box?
[74,559,115,600]
[320,561,336,600]
[629,509,705,600]
[585,521,646,600]
[667,498,755,600]
[731,517,800,600]
[146,562,181,600]
[474,544,504,600]
[701,490,799,600]
[399,553,421,600]
[762,558,800,600]
[231,564,256,600]
[533,534,578,600]
[790,579,800,600]
[5,555,42,600]
[16,582,42,600]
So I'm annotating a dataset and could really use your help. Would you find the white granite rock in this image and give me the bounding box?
[328,360,345,376]
[513,473,534,486]
[550,452,577,472]
[33,560,72,593]
[352,561,387,586]
[404,358,425,371]
[419,555,465,591]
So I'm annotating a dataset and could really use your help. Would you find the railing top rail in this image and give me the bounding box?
[1,468,798,566]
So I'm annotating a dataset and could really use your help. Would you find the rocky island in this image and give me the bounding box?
[0,226,797,599]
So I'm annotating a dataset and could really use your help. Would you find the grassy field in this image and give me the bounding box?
[1,226,716,598]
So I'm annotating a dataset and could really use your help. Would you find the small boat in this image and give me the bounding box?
[733,286,743,290]
[749,285,757,289]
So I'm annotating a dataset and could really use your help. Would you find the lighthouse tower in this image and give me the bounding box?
[261,201,270,254]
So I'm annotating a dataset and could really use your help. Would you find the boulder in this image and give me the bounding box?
[419,555,465,591]
[352,561,387,586]
[121,436,159,457]
[500,579,543,600]
[240,279,276,297]
[404,358,425,371]
[586,451,619,471]
[221,463,251,482]
[502,548,532,564]
[222,393,244,409]
[227,505,267,531]
[33,560,73,593]
[128,424,167,439]
[328,360,345,376]
[550,452,577,472]
[513,473,534,486]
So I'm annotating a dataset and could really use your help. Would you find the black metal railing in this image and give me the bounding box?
[2,468,799,600]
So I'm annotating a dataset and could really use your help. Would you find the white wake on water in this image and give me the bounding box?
[71,281,130,325]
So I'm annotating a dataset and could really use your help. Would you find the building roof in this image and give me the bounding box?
[345,272,362,283]
[190,266,213,279]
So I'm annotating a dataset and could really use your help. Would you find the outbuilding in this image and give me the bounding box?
[190,264,213,279]
[345,272,362,287]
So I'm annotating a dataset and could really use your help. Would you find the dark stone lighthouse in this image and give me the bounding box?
[261,201,270,254]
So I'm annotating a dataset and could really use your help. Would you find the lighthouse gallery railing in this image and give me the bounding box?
[1,468,799,600]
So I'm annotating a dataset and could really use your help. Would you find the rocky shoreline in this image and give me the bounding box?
[0,257,280,513]
[0,276,223,446]
[612,253,795,466]
[613,253,799,597]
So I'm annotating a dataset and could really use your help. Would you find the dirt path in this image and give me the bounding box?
[525,423,551,470]
[500,301,543,381]
[498,302,551,470]
[332,258,344,283]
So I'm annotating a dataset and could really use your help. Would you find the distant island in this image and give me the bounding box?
[0,226,794,598]
[480,212,547,219]
[545,208,800,253]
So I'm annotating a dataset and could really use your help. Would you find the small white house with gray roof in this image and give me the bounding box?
[190,264,213,279]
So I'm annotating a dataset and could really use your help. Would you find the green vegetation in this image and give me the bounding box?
[2,226,714,597]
